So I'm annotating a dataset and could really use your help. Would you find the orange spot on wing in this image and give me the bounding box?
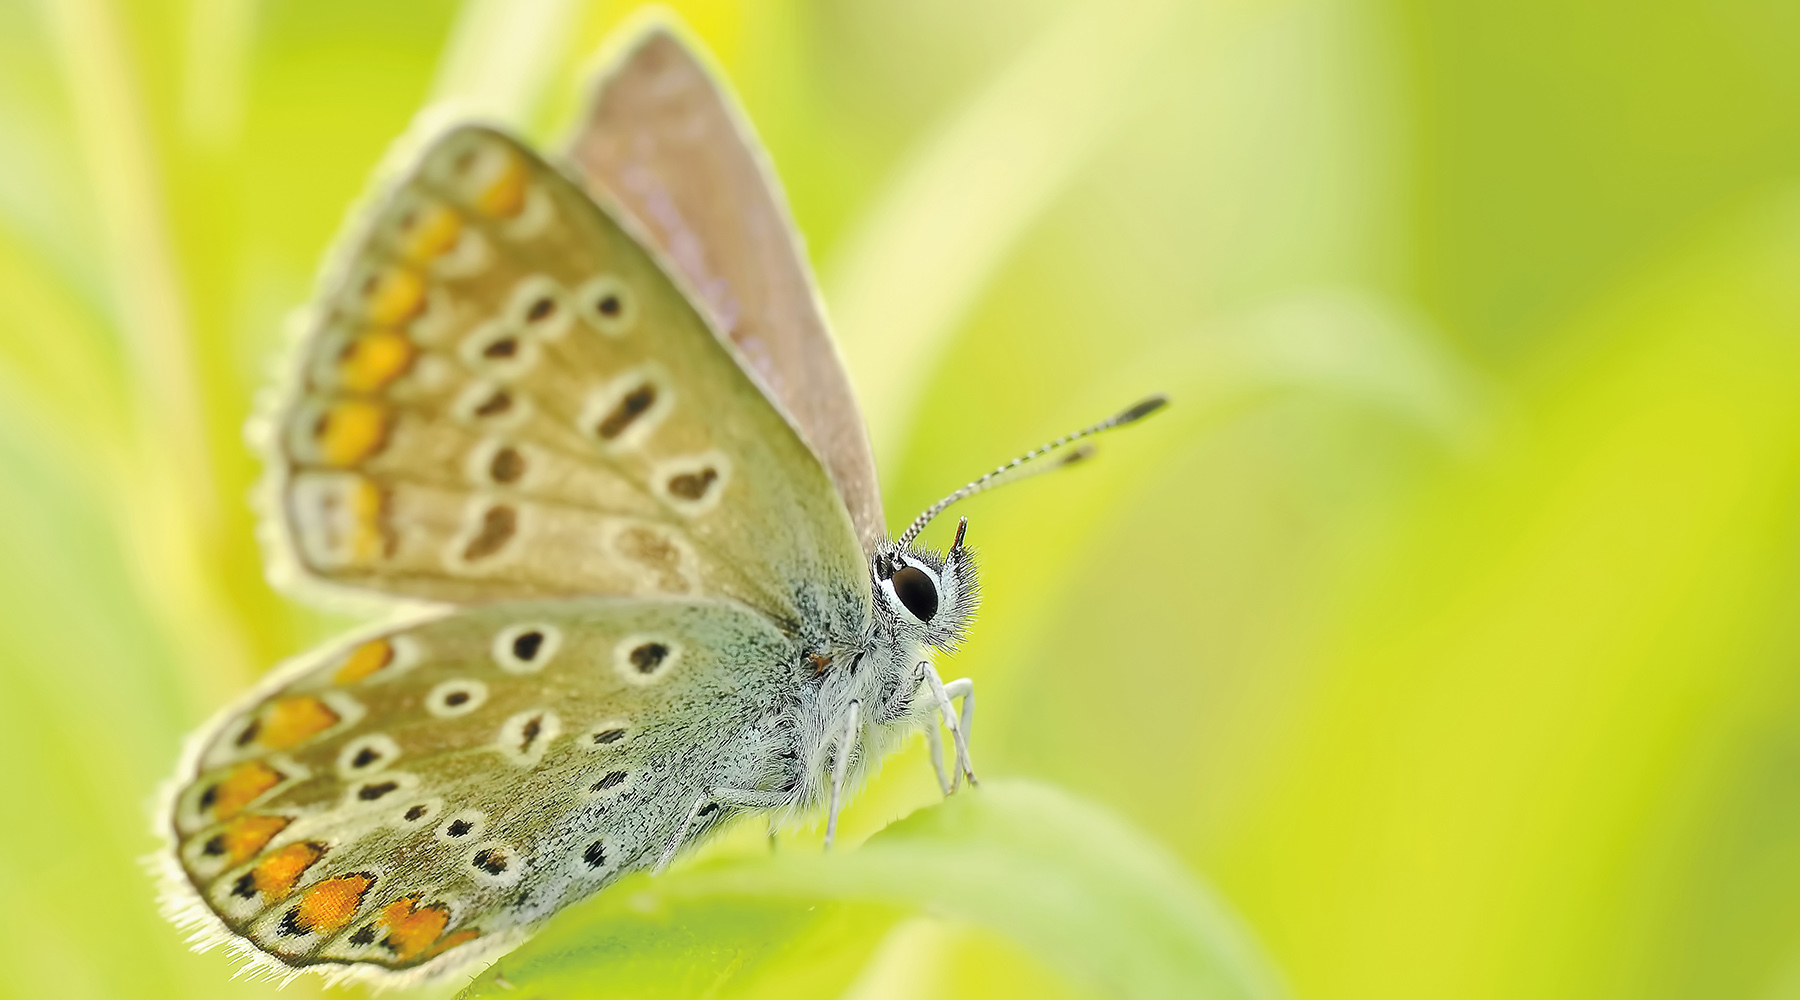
[314,400,390,466]
[397,202,462,261]
[336,330,415,392]
[333,638,395,685]
[427,928,480,958]
[362,267,426,326]
[252,841,324,898]
[377,896,451,962]
[209,761,283,820]
[212,814,289,865]
[345,476,388,561]
[255,696,340,749]
[476,151,527,218]
[294,874,374,935]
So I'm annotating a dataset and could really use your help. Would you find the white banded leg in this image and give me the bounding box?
[655,795,709,874]
[925,720,950,796]
[920,662,978,791]
[943,677,977,790]
[654,786,788,874]
[823,699,861,851]
[945,678,975,741]
[922,678,976,796]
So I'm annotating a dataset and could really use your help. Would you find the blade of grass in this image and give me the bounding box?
[430,0,585,128]
[824,0,1190,461]
[36,0,255,705]
[461,780,1285,1000]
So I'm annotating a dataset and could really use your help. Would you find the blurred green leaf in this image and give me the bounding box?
[461,781,1284,1000]
[461,893,894,1000]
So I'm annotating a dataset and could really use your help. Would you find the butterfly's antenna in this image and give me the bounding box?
[894,394,1169,552]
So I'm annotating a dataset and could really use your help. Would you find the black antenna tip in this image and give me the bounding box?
[1114,394,1169,425]
[1059,443,1098,466]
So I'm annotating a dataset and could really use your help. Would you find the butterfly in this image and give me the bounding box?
[154,21,1165,987]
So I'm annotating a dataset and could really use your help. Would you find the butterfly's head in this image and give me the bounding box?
[873,517,979,651]
[870,395,1168,653]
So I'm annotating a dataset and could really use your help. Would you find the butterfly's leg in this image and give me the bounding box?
[944,677,975,744]
[656,795,712,874]
[920,662,978,790]
[943,677,977,790]
[655,786,790,873]
[713,787,790,808]
[823,699,862,851]
[924,721,953,796]
[921,680,972,796]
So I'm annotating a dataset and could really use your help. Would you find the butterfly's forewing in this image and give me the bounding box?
[566,26,886,556]
[271,126,864,620]
[163,598,791,981]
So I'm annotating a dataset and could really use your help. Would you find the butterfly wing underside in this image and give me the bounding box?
[567,26,886,556]
[269,125,864,619]
[162,598,790,981]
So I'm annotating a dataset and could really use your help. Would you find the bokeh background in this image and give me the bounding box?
[3,0,1800,997]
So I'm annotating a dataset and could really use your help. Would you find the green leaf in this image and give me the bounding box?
[460,780,1284,1000]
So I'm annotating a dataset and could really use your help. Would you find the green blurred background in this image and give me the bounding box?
[4,0,1800,997]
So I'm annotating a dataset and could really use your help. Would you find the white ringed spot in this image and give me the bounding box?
[397,797,444,827]
[576,274,637,337]
[650,451,732,517]
[335,733,402,777]
[341,770,418,811]
[613,635,682,687]
[426,678,488,718]
[457,319,540,381]
[490,622,561,674]
[466,841,524,886]
[570,837,614,877]
[452,379,532,431]
[495,709,562,768]
[508,275,573,340]
[434,808,487,844]
[578,364,672,452]
[446,496,526,567]
[465,437,533,489]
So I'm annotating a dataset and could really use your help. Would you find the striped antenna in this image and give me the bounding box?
[893,394,1169,552]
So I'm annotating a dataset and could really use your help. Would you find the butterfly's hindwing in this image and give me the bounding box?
[272,125,866,620]
[164,599,795,978]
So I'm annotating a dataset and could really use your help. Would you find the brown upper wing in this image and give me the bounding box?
[564,24,886,555]
[267,126,865,623]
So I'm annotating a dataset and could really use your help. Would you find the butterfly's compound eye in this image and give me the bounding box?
[891,565,939,622]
